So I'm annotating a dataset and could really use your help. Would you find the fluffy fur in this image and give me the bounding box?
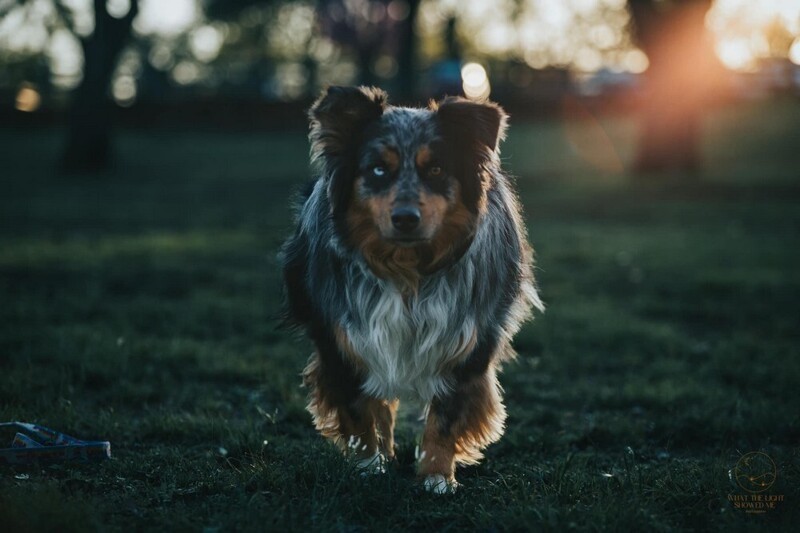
[281,86,543,490]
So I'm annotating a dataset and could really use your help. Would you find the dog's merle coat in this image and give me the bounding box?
[281,86,542,489]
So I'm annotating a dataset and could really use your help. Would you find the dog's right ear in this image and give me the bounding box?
[308,86,387,170]
[309,86,387,227]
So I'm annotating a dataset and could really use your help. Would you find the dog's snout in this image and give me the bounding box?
[391,206,421,233]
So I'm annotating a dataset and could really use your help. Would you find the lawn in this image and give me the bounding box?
[1,98,799,531]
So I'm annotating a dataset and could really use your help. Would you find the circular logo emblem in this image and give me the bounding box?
[734,452,776,493]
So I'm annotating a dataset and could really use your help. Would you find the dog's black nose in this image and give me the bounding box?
[391,206,421,233]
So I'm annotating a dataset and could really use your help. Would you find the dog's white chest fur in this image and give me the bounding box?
[343,274,477,402]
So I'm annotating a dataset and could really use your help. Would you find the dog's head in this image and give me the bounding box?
[308,86,507,283]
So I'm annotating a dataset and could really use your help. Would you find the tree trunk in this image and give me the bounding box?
[395,0,420,103]
[629,0,720,176]
[61,0,138,173]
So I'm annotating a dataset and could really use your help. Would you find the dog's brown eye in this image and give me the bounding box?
[371,165,386,177]
[428,166,442,177]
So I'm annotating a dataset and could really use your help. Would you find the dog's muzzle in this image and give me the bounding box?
[391,205,421,234]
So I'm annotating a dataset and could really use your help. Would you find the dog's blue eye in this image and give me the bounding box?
[428,166,442,178]
[371,166,386,177]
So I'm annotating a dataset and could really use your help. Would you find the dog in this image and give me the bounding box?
[281,86,542,493]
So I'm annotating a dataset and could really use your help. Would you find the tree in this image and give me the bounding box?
[0,0,140,172]
[316,0,421,102]
[61,0,139,172]
[628,0,724,176]
[394,0,420,102]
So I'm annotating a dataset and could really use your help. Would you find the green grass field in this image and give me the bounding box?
[1,99,799,531]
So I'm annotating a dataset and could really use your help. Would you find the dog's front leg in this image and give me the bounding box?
[418,362,506,493]
[303,328,396,472]
[370,398,399,461]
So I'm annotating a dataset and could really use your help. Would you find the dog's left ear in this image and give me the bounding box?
[433,97,508,156]
[433,97,507,211]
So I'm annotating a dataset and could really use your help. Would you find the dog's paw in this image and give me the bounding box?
[422,474,457,494]
[356,453,386,475]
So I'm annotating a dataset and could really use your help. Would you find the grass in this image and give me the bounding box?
[1,98,799,531]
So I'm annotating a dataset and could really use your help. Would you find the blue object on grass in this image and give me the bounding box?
[0,421,111,465]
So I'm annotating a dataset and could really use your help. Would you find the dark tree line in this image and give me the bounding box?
[56,0,422,172]
[5,0,727,176]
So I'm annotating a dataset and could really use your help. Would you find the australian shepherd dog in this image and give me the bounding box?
[281,86,543,493]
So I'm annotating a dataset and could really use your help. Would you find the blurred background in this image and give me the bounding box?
[2,4,800,528]
[1,0,799,175]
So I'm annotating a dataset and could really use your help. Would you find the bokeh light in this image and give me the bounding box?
[790,38,800,65]
[63,0,95,36]
[461,62,490,100]
[47,28,84,89]
[106,0,131,19]
[112,75,136,106]
[133,0,197,36]
[715,38,755,71]
[190,25,224,63]
[172,61,201,85]
[622,49,649,74]
[15,83,41,112]
[707,0,800,71]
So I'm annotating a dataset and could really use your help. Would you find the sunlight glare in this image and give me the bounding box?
[707,0,800,70]
[716,39,755,71]
[790,39,800,65]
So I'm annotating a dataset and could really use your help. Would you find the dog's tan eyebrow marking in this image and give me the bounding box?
[416,145,433,168]
[381,147,400,172]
